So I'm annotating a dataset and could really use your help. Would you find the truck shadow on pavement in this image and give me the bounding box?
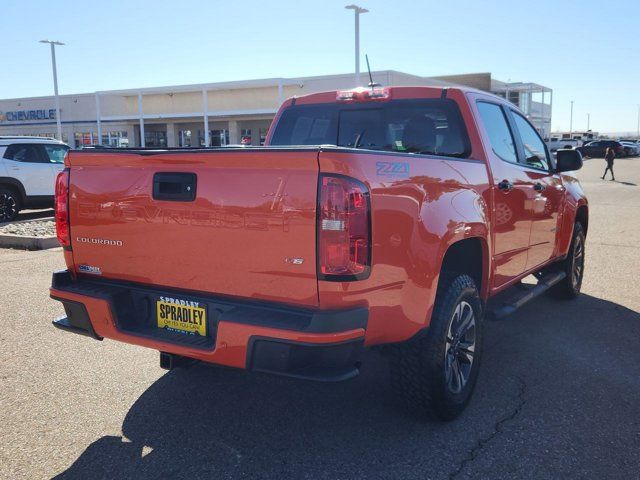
[53,293,640,480]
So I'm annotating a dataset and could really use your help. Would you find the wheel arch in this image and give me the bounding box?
[575,204,589,236]
[438,236,490,300]
[0,177,26,202]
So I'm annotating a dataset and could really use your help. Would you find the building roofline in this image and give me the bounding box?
[1,70,422,102]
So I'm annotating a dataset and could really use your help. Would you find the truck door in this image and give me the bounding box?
[509,111,564,270]
[475,100,536,288]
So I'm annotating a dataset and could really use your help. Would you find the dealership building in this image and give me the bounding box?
[0,71,552,148]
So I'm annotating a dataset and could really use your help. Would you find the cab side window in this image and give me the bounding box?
[511,113,550,171]
[3,144,44,163]
[476,102,517,163]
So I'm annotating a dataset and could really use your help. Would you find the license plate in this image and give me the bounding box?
[156,298,207,337]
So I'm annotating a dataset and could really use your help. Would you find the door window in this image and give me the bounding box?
[511,113,550,170]
[42,145,69,163]
[476,102,517,163]
[3,144,44,163]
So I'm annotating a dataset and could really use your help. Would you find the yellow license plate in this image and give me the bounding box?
[156,298,207,336]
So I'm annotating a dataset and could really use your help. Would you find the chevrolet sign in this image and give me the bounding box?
[0,109,56,122]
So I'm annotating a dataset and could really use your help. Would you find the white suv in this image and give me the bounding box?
[0,136,69,222]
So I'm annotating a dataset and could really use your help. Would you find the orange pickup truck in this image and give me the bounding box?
[50,86,588,420]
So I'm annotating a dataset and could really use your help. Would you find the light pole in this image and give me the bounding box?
[345,4,368,87]
[569,100,574,138]
[587,113,590,131]
[637,105,639,139]
[39,40,64,141]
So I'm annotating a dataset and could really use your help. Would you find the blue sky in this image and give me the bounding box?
[1,0,638,133]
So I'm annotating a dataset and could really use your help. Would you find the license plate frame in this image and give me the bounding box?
[156,297,207,337]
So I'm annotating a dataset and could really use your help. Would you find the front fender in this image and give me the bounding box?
[557,174,588,256]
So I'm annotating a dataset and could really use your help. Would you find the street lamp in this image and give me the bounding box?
[345,4,368,86]
[587,113,590,131]
[39,40,65,141]
[569,100,574,138]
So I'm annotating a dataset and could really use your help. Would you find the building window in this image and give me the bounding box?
[240,128,252,145]
[259,128,269,146]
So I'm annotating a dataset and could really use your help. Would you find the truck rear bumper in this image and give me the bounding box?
[50,271,367,381]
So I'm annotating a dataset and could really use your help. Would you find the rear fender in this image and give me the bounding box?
[316,148,493,346]
[431,188,491,301]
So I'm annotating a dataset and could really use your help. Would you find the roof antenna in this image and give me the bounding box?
[365,54,380,91]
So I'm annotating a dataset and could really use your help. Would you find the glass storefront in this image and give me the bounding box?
[144,131,167,148]
[179,130,192,147]
[197,129,229,147]
[75,132,98,148]
[14,132,69,143]
[259,128,269,146]
[240,128,252,145]
[75,131,128,148]
[101,131,129,148]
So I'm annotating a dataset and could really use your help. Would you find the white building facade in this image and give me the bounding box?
[0,71,553,147]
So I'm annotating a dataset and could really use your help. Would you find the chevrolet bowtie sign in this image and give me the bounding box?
[0,109,57,122]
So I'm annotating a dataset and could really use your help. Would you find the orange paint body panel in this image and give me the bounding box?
[67,150,320,307]
[317,150,491,345]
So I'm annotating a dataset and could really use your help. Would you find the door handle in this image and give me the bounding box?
[533,182,546,192]
[497,180,514,192]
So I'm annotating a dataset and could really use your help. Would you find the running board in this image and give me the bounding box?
[488,271,566,320]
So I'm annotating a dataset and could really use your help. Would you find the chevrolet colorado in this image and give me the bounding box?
[50,86,588,420]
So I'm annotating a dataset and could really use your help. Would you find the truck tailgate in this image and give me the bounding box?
[67,149,320,307]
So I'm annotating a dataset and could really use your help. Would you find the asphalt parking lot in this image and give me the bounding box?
[1,157,639,480]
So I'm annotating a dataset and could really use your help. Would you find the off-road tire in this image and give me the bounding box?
[389,274,484,421]
[0,187,21,223]
[548,221,585,299]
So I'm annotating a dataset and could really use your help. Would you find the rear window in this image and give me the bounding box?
[271,99,470,157]
[43,144,69,163]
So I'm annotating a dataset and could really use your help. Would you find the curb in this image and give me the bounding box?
[0,234,59,250]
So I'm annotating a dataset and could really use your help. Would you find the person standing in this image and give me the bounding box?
[602,147,616,181]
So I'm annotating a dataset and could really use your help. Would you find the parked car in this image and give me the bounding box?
[49,86,588,421]
[620,141,640,157]
[576,140,625,158]
[545,137,579,152]
[0,136,69,222]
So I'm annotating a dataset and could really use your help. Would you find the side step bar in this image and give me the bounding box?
[488,271,566,320]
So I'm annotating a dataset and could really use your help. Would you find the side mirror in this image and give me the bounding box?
[556,149,583,172]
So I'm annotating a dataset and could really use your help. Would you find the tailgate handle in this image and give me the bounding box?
[153,172,197,202]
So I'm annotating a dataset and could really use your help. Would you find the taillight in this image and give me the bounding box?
[55,169,70,248]
[317,175,371,280]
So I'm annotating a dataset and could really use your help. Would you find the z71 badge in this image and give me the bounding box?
[376,161,410,178]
